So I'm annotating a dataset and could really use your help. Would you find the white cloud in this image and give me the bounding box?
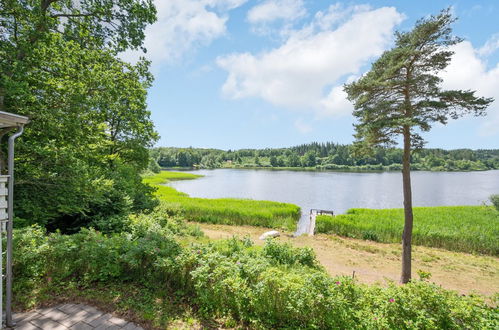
[311,3,370,31]
[440,41,499,136]
[478,33,499,56]
[218,5,404,117]
[121,0,247,67]
[319,85,352,117]
[247,0,306,24]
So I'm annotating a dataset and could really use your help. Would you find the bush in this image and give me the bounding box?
[128,202,203,238]
[18,163,158,234]
[13,223,498,329]
[14,226,182,288]
[262,239,319,268]
[490,194,499,211]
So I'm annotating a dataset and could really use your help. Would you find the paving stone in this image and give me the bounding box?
[122,323,144,330]
[58,304,83,315]
[69,322,94,330]
[78,305,101,315]
[87,313,113,327]
[14,312,43,323]
[30,318,68,330]
[108,316,128,326]
[59,310,90,328]
[82,310,105,323]
[59,319,82,328]
[105,325,123,330]
[93,325,106,330]
[13,304,140,330]
[36,306,60,316]
[15,322,42,330]
[94,321,116,330]
[43,308,71,321]
[13,312,31,322]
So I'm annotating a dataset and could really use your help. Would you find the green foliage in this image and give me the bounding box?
[344,8,493,153]
[151,144,499,172]
[417,269,432,281]
[14,205,199,290]
[144,171,300,231]
[0,0,156,55]
[147,156,162,173]
[269,155,278,167]
[128,202,204,238]
[490,194,499,211]
[143,171,202,184]
[316,206,499,255]
[1,0,158,231]
[262,239,318,268]
[13,227,498,329]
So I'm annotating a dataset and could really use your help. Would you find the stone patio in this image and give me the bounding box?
[11,304,144,330]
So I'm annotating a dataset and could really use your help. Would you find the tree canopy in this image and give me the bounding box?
[0,0,158,231]
[151,143,499,172]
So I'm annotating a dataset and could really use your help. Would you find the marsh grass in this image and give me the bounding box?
[316,206,499,255]
[144,171,300,230]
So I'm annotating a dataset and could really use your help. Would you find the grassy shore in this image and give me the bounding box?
[316,206,499,255]
[143,171,300,230]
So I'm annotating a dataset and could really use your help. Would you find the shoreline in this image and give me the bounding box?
[152,170,498,246]
[162,166,499,174]
[143,171,301,231]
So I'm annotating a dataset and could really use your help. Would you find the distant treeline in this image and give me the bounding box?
[150,142,499,172]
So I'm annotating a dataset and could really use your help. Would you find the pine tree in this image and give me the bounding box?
[344,9,493,283]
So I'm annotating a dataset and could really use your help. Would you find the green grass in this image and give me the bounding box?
[316,206,499,255]
[143,170,203,184]
[144,171,300,231]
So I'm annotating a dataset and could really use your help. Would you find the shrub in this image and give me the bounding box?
[13,223,498,329]
[491,194,499,211]
[262,239,319,268]
[128,202,203,238]
[14,226,182,287]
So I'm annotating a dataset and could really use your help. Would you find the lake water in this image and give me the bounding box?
[169,169,499,235]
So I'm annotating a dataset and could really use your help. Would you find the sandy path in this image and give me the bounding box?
[197,223,499,296]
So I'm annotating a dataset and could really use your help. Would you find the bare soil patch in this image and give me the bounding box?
[197,223,499,296]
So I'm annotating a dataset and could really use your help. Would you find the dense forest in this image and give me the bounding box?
[151,142,499,172]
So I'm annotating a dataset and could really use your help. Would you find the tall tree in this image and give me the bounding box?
[0,0,158,230]
[344,9,493,283]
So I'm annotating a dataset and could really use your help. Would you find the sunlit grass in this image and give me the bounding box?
[316,206,499,255]
[144,171,300,230]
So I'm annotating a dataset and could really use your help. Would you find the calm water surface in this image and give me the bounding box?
[169,169,499,234]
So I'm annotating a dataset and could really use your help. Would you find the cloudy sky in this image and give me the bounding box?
[123,0,499,150]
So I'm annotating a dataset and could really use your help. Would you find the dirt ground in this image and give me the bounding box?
[197,223,499,297]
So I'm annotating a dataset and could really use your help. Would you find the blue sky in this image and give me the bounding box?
[123,0,499,150]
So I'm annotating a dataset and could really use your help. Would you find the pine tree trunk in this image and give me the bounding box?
[400,126,414,283]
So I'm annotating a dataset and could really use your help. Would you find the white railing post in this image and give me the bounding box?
[0,175,9,329]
